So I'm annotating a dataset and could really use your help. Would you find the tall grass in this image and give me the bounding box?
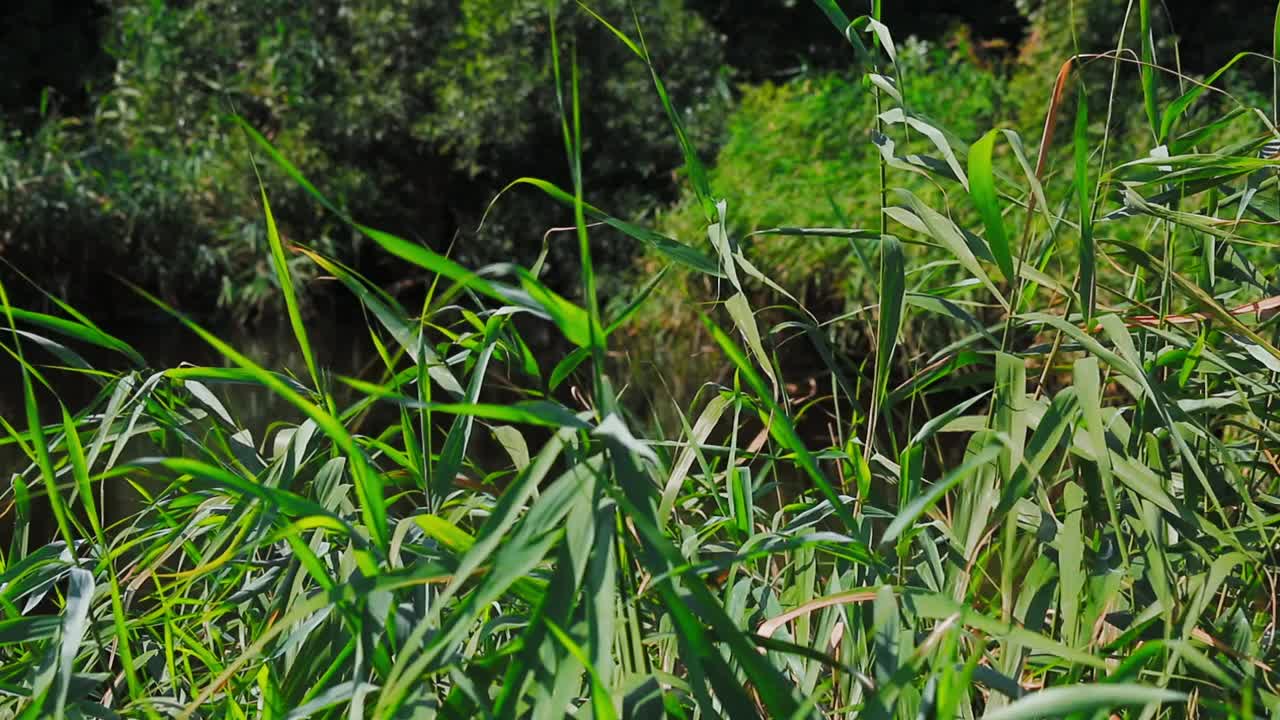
[1,2,1278,718]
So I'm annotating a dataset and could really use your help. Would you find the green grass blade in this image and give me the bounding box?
[1139,0,1160,136]
[258,188,322,400]
[491,177,721,276]
[980,684,1184,720]
[52,567,93,718]
[1159,52,1251,142]
[1074,87,1096,321]
[129,286,390,555]
[968,129,1015,284]
[2,308,143,368]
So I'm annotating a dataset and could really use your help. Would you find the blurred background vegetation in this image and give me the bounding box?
[0,0,1276,328]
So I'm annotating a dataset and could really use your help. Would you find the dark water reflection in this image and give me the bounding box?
[1,313,375,436]
[0,305,596,544]
[0,312,379,542]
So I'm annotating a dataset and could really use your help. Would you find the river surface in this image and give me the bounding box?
[0,300,642,534]
[0,311,388,539]
[0,312,374,436]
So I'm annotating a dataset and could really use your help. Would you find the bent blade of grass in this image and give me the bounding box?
[3,307,143,368]
[872,129,965,185]
[134,457,348,534]
[630,8,716,224]
[492,177,721,276]
[865,18,897,65]
[892,190,1006,309]
[234,120,595,348]
[594,413,658,465]
[164,366,310,393]
[709,201,741,291]
[999,128,1054,231]
[337,376,589,429]
[658,391,731,524]
[810,1,875,65]
[550,265,671,390]
[369,226,592,348]
[6,328,92,373]
[1159,51,1254,142]
[0,284,79,559]
[725,292,778,399]
[757,588,878,640]
[297,248,464,396]
[879,108,969,190]
[908,390,992,447]
[574,1,716,220]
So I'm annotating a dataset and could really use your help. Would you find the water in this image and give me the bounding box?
[0,304,606,542]
[1,313,374,431]
[0,312,378,543]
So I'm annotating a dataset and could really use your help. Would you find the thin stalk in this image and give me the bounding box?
[865,0,888,463]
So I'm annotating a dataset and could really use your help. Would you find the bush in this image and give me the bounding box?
[0,118,232,312]
[628,14,1280,410]
[626,34,1010,404]
[1,0,727,317]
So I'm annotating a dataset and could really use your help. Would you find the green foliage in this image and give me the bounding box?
[1,0,726,316]
[0,118,234,309]
[662,38,1004,236]
[634,13,1279,396]
[634,36,1008,394]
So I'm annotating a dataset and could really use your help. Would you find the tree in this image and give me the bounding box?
[93,0,725,311]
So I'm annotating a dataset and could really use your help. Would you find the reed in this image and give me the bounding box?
[0,2,1276,717]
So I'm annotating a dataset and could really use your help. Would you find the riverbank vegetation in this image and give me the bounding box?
[1,0,1279,717]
